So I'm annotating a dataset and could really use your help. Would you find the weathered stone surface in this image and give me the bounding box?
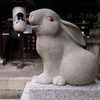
[89,28,100,36]
[86,44,100,63]
[85,36,100,43]
[0,77,31,90]
[0,90,22,99]
[20,76,100,100]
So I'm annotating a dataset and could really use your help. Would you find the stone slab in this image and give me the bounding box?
[20,76,100,100]
[0,90,22,99]
[0,77,31,90]
[0,99,20,100]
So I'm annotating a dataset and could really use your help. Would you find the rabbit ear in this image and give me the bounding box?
[60,20,86,46]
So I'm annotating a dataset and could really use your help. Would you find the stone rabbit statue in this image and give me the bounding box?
[29,9,99,86]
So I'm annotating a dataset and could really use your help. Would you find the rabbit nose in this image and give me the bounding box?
[29,13,34,23]
[29,12,32,18]
[29,14,32,19]
[29,12,36,21]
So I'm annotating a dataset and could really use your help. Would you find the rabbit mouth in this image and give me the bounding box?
[31,24,38,29]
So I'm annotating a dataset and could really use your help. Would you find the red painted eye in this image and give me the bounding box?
[48,16,54,21]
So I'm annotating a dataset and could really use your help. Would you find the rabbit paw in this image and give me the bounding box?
[38,73,53,84]
[53,75,66,86]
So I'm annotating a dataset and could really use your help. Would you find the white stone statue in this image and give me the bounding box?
[29,9,99,86]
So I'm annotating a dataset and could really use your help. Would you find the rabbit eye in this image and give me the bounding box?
[48,16,54,21]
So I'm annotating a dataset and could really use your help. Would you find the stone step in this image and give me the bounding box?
[0,77,31,90]
[0,90,22,99]
[0,77,31,99]
[0,99,20,100]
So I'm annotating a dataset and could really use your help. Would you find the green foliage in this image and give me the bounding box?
[96,65,100,81]
[97,74,100,81]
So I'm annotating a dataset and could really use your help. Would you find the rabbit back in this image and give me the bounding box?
[60,48,99,85]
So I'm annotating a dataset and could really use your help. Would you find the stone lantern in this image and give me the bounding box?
[1,0,35,67]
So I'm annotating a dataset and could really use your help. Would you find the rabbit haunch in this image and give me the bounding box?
[29,8,99,86]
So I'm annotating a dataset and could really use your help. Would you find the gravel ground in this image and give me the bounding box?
[0,57,43,78]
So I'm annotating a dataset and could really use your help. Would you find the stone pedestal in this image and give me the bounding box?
[20,76,100,100]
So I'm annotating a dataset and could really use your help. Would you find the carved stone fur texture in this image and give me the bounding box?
[29,9,99,86]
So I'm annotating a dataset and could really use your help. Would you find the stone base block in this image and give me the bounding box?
[20,76,100,100]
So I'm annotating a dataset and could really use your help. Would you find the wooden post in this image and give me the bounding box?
[17,32,24,69]
[0,2,3,58]
[20,32,24,61]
